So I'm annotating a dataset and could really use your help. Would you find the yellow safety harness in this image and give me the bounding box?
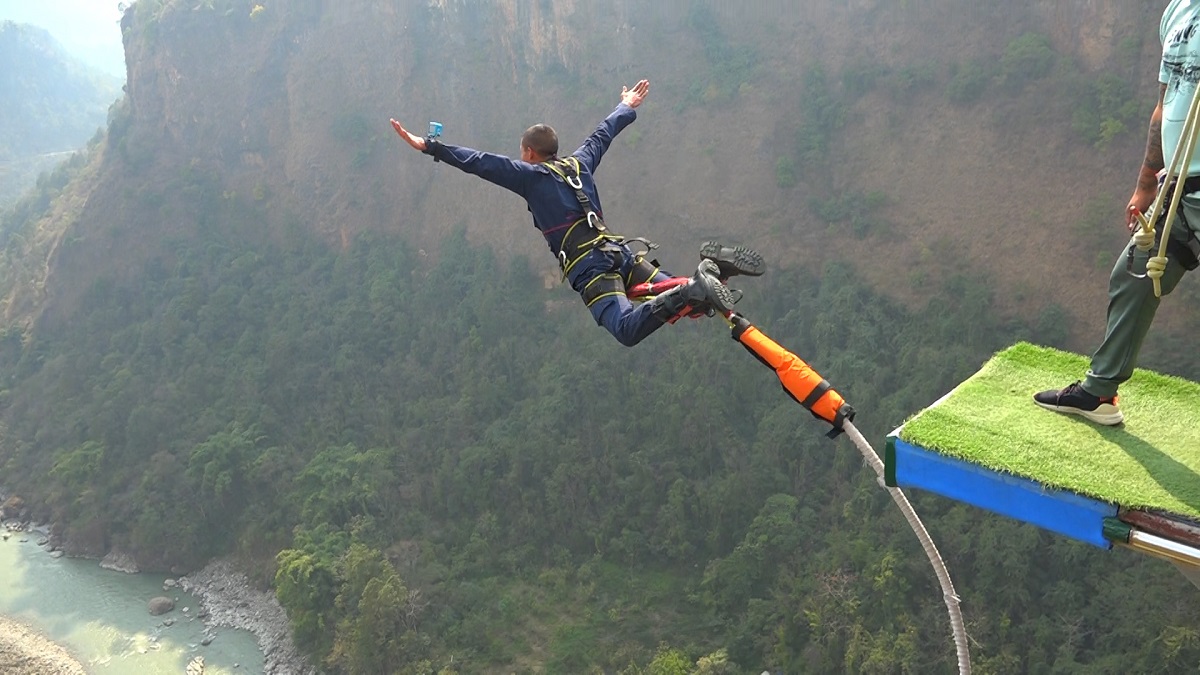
[543,157,661,307]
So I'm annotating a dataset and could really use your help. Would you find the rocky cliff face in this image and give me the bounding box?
[17,0,1174,337]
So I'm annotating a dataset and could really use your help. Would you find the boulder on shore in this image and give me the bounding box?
[148,597,175,616]
[100,548,140,574]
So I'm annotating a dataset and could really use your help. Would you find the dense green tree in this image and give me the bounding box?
[329,543,430,673]
[1000,33,1057,89]
[276,547,339,658]
[0,150,1195,673]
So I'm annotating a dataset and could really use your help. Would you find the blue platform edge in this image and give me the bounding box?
[885,433,1117,549]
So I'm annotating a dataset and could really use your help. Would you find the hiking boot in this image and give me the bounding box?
[650,260,738,321]
[699,241,765,280]
[1032,381,1124,426]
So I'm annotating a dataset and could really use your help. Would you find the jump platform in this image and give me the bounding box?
[885,343,1200,571]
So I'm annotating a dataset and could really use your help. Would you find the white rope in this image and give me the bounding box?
[1140,80,1200,236]
[1136,78,1200,296]
[842,420,971,674]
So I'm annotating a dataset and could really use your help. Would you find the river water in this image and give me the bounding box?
[0,531,265,674]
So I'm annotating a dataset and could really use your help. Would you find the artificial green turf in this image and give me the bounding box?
[897,342,1200,521]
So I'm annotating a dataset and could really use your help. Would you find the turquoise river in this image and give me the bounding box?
[0,531,265,674]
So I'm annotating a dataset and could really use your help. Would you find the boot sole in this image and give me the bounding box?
[700,242,765,279]
[704,276,738,314]
[1033,400,1124,426]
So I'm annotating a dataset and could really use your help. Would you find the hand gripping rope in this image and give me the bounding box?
[1129,80,1200,297]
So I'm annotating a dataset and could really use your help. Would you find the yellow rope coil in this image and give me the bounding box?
[1147,256,1169,283]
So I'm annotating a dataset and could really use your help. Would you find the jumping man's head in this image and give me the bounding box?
[520,124,558,163]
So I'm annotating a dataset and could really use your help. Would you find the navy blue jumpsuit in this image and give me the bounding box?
[424,103,674,346]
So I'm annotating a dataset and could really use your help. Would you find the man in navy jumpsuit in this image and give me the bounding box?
[390,79,762,347]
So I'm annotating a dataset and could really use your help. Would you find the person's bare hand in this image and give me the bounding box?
[390,119,426,152]
[621,79,650,109]
[1126,187,1155,232]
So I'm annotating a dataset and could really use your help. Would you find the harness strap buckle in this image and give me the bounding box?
[622,236,658,255]
[587,211,605,232]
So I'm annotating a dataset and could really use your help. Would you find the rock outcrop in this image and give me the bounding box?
[99,548,140,574]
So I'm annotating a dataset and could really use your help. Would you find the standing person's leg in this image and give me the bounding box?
[1086,194,1198,394]
[1083,233,1188,397]
[1035,196,1196,423]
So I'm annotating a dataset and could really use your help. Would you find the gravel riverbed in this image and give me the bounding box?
[0,615,87,675]
[177,559,317,675]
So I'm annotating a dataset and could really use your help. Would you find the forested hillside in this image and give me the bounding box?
[1,0,1199,673]
[0,21,120,206]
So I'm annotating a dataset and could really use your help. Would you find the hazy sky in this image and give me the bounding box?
[0,0,126,78]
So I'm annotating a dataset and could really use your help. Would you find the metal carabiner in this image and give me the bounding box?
[565,173,584,190]
[587,211,605,232]
[557,249,569,281]
[1125,241,1147,279]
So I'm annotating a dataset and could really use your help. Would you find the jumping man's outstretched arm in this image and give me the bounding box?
[390,118,535,196]
[572,79,650,174]
[390,119,429,152]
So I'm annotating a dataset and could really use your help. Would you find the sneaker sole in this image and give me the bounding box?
[700,242,765,278]
[1033,400,1124,426]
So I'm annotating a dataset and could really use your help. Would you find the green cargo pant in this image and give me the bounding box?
[1083,195,1199,397]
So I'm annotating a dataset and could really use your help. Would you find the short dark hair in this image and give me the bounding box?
[521,124,558,158]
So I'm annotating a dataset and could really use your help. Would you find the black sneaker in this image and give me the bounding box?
[1032,381,1124,425]
[699,241,765,280]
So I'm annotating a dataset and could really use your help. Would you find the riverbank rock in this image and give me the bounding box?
[147,597,175,616]
[179,559,317,674]
[99,548,140,574]
[0,495,24,520]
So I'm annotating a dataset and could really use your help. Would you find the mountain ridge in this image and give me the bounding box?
[9,0,1180,350]
[0,20,120,206]
[2,4,1199,671]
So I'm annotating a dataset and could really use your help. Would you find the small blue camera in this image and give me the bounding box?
[428,121,443,138]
